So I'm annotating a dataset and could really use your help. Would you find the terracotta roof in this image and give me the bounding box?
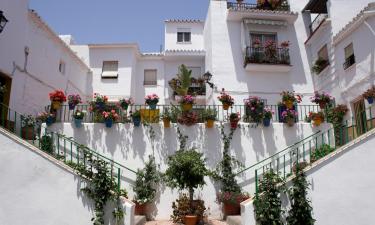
[228,7,298,16]
[333,3,375,45]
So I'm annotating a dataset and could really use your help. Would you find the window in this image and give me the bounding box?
[144,70,157,86]
[343,43,355,70]
[318,45,329,61]
[59,61,66,74]
[187,67,201,78]
[250,33,277,47]
[101,61,119,78]
[177,29,191,43]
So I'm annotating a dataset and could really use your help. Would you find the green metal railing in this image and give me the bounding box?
[241,104,375,196]
[48,104,321,124]
[0,103,136,192]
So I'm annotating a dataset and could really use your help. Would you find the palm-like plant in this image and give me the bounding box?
[176,64,192,96]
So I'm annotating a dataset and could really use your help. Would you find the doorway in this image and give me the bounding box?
[353,99,366,137]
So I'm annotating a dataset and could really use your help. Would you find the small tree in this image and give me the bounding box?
[165,149,208,208]
[133,155,160,204]
[287,170,315,225]
[254,169,283,225]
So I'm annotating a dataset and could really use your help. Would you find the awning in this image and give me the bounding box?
[244,19,288,26]
[101,71,118,78]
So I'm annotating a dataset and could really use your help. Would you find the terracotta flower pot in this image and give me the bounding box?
[284,100,294,110]
[51,101,62,110]
[182,103,193,111]
[286,118,295,127]
[223,202,241,216]
[230,120,239,129]
[135,203,147,215]
[184,215,198,225]
[21,126,35,140]
[223,103,231,110]
[163,118,171,128]
[206,119,214,128]
[313,117,323,126]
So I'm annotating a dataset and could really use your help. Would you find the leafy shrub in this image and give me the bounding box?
[311,144,335,162]
[40,135,53,154]
[171,194,206,223]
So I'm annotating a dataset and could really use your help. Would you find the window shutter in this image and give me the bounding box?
[102,61,119,78]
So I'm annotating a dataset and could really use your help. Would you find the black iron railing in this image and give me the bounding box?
[245,47,291,66]
[343,54,356,70]
[227,2,290,11]
[308,13,329,36]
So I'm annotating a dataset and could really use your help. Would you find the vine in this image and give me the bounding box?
[254,169,284,225]
[287,170,315,225]
[176,126,188,150]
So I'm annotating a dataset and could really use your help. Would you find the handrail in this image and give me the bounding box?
[236,130,322,175]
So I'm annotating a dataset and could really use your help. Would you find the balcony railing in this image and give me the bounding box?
[227,2,290,11]
[343,54,356,70]
[309,13,328,36]
[245,47,291,66]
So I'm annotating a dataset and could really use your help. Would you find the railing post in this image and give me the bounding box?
[255,169,258,196]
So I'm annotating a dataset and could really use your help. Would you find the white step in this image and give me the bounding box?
[226,216,242,225]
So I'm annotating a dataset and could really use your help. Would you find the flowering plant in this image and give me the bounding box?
[36,112,55,122]
[252,38,262,48]
[73,110,86,120]
[177,111,198,126]
[244,96,264,123]
[89,93,108,112]
[68,94,82,106]
[229,112,240,122]
[217,192,250,204]
[119,98,133,109]
[281,91,302,104]
[363,86,375,99]
[49,90,66,102]
[280,41,290,48]
[102,110,119,121]
[145,94,159,105]
[263,107,274,120]
[179,95,195,105]
[307,112,324,122]
[21,115,36,128]
[218,89,235,106]
[281,109,298,121]
[310,91,334,105]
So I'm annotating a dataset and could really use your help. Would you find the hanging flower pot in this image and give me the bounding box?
[286,118,295,127]
[163,118,171,128]
[223,202,241,216]
[105,119,113,128]
[74,118,83,128]
[206,119,214,128]
[223,103,231,110]
[51,101,62,110]
[284,100,294,110]
[184,215,198,225]
[135,202,147,215]
[182,103,193,111]
[367,97,374,104]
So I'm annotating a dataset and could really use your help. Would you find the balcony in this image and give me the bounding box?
[303,0,330,41]
[227,2,290,11]
[308,13,329,37]
[244,47,291,72]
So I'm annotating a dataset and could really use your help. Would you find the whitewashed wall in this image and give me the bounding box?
[48,122,331,220]
[164,21,205,51]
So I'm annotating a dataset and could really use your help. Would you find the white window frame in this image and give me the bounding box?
[101,61,119,79]
[177,28,191,43]
[144,69,157,86]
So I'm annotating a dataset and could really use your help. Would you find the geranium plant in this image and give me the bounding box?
[218,89,235,109]
[145,94,159,105]
[307,112,325,126]
[281,91,302,104]
[311,91,334,109]
[263,108,273,120]
[89,93,109,112]
[244,96,264,123]
[102,110,119,121]
[68,94,81,106]
[49,90,66,102]
[177,111,199,126]
[179,95,195,105]
[119,98,133,110]
[282,109,298,126]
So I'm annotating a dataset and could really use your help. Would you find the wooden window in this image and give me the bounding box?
[144,70,157,86]
[101,61,119,78]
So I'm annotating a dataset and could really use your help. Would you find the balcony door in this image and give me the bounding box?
[250,33,277,47]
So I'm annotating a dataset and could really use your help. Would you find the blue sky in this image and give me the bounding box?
[29,0,255,52]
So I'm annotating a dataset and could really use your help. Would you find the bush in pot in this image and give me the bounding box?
[73,110,86,128]
[165,149,208,225]
[171,193,206,224]
[133,155,161,216]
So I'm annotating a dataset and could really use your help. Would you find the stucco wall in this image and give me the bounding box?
[47,121,331,219]
[164,21,204,51]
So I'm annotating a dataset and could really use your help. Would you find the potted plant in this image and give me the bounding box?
[229,113,240,129]
[311,91,334,109]
[161,108,172,128]
[244,96,264,123]
[165,149,208,225]
[145,94,159,110]
[21,115,36,140]
[67,94,82,110]
[281,91,302,109]
[179,95,195,111]
[49,90,67,110]
[102,110,119,128]
[89,93,109,112]
[281,109,298,127]
[217,192,250,215]
[312,57,329,75]
[204,108,217,128]
[119,97,133,111]
[363,86,375,104]
[171,194,207,225]
[263,107,273,127]
[175,64,192,96]
[73,110,85,128]
[218,89,235,110]
[133,155,160,216]
[308,112,325,127]
[131,110,142,127]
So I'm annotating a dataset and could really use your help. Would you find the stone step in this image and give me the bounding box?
[135,215,147,225]
[226,216,242,225]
